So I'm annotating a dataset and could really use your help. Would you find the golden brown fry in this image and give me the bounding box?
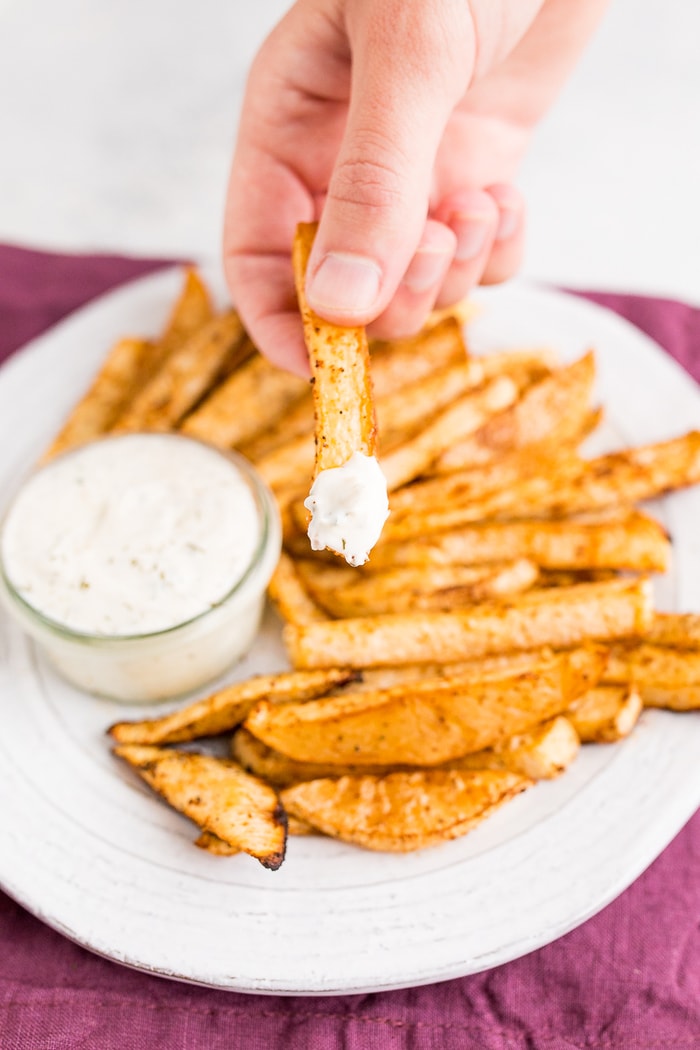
[304,560,539,617]
[45,338,157,459]
[376,359,487,450]
[268,551,329,625]
[281,768,531,852]
[538,569,620,588]
[293,223,376,473]
[194,830,240,855]
[606,643,700,689]
[387,446,581,521]
[113,745,287,869]
[240,391,313,461]
[107,667,356,745]
[245,647,604,766]
[495,715,580,779]
[255,431,315,493]
[372,512,670,573]
[47,269,218,459]
[113,310,249,431]
[498,431,700,520]
[381,375,518,491]
[158,268,215,360]
[434,351,596,472]
[232,727,401,785]
[195,815,314,853]
[640,685,700,711]
[457,716,580,780]
[567,685,642,742]
[604,643,700,710]
[478,347,558,385]
[645,613,700,650]
[181,353,308,448]
[284,579,652,669]
[384,431,700,535]
[369,317,467,398]
[233,705,578,785]
[426,298,479,329]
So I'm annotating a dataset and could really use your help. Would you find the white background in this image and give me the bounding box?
[1,0,698,303]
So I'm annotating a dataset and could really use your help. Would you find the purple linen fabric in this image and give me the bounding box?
[0,244,698,1049]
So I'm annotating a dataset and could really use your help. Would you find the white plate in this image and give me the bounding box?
[0,271,698,996]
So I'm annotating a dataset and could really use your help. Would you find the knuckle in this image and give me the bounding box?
[328,149,406,217]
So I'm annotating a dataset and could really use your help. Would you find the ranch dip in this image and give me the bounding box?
[1,433,262,636]
[304,451,389,567]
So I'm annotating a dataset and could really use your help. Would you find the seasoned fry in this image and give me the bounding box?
[376,359,487,450]
[45,269,216,460]
[113,745,287,869]
[158,268,215,360]
[256,432,314,493]
[381,376,517,491]
[604,643,700,709]
[232,727,400,785]
[240,391,313,461]
[369,317,467,398]
[268,551,329,625]
[457,716,580,780]
[107,667,356,745]
[434,351,596,472]
[194,830,240,855]
[606,643,700,687]
[44,338,157,459]
[284,579,652,669]
[645,613,700,650]
[478,347,558,384]
[281,768,531,852]
[233,709,579,785]
[495,715,580,779]
[538,569,620,588]
[182,353,308,448]
[567,685,642,742]
[244,648,604,766]
[383,431,700,536]
[387,445,581,521]
[372,512,670,573]
[293,223,376,473]
[496,431,700,520]
[640,685,700,711]
[426,298,479,329]
[303,560,539,617]
[196,815,314,853]
[113,310,249,431]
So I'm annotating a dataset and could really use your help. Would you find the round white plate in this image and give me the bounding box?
[0,271,699,995]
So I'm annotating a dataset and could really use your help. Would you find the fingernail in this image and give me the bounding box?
[495,206,520,242]
[401,247,450,295]
[450,213,491,261]
[307,252,382,315]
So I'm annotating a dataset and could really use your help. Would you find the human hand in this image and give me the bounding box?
[224,0,608,374]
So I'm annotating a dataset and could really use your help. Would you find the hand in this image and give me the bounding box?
[224,0,607,374]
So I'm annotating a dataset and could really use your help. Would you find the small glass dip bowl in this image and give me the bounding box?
[0,434,281,703]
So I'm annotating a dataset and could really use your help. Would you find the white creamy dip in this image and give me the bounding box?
[1,434,261,635]
[304,451,389,567]
[0,434,281,702]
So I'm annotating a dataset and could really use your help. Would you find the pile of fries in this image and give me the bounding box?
[47,262,700,870]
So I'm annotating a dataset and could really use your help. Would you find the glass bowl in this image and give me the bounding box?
[0,434,281,703]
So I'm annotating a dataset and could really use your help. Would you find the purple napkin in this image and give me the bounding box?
[0,244,698,1049]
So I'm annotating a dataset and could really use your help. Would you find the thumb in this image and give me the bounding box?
[306,1,474,325]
